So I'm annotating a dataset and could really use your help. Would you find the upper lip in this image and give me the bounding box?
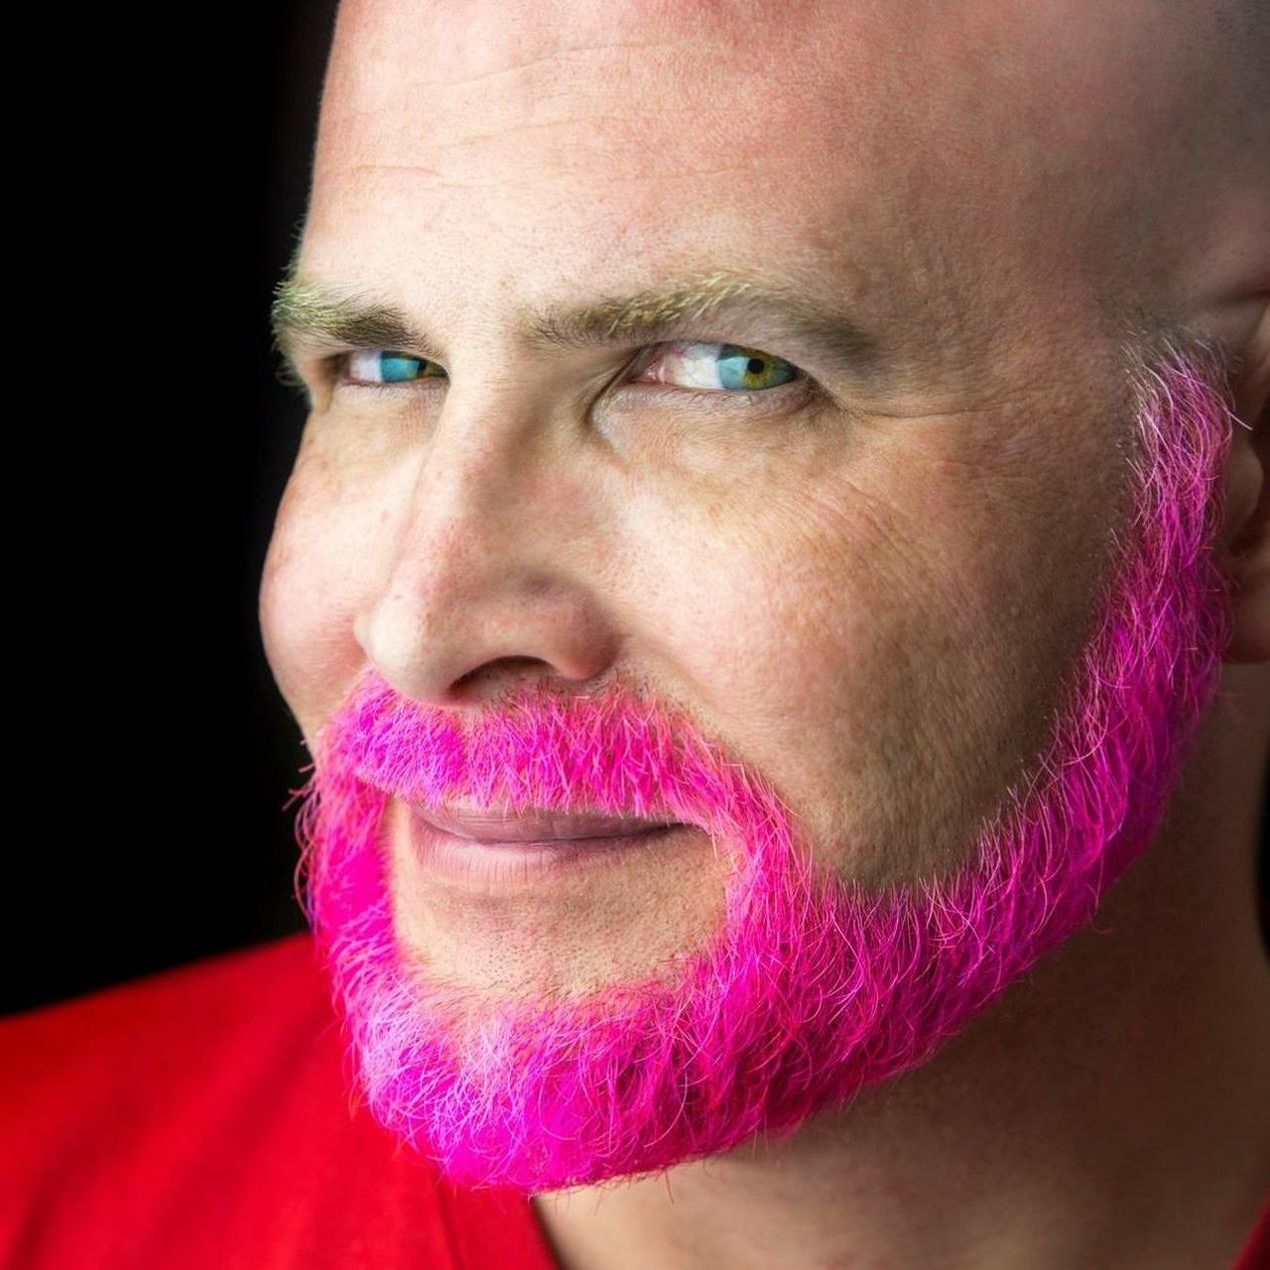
[409,801,681,843]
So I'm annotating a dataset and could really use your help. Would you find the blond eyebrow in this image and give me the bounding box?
[526,268,880,370]
[270,263,882,382]
[270,279,444,371]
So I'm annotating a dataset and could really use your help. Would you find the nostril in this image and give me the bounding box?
[452,656,555,702]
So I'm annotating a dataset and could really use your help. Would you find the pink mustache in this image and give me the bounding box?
[341,678,771,841]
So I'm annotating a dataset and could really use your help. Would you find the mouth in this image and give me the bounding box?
[403,800,691,888]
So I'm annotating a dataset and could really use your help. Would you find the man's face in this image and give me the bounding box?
[260,0,1246,1190]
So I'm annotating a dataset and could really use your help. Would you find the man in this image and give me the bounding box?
[3,1,1267,1267]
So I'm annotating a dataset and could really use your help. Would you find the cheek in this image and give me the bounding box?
[258,447,382,740]
[628,483,960,869]
[626,419,1119,883]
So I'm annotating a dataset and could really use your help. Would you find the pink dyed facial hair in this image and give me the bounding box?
[294,339,1241,1193]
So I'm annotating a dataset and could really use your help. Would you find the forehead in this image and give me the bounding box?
[300,0,1228,366]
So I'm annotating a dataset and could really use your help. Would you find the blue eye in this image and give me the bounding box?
[716,345,798,389]
[627,341,800,392]
[344,349,447,385]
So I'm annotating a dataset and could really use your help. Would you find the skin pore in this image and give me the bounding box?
[259,2,1270,1267]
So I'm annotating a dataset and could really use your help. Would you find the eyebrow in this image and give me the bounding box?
[270,262,882,383]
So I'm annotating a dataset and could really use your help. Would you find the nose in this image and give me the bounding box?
[354,400,618,709]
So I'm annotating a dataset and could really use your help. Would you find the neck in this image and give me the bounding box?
[532,666,1270,1270]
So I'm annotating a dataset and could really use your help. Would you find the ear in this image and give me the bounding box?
[1223,295,1269,664]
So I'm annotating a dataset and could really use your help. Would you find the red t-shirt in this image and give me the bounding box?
[2,933,1267,1270]
[0,934,557,1269]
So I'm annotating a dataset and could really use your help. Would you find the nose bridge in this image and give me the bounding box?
[405,407,536,602]
[357,384,612,702]
[406,375,573,585]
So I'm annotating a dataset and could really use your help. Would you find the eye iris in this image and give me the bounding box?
[716,344,795,390]
[377,353,444,383]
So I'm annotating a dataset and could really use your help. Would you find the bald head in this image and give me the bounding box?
[307,0,1268,365]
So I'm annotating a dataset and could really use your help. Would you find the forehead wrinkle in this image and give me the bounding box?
[402,40,685,95]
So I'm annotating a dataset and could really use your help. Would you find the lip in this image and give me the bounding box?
[404,802,689,889]
[410,801,681,844]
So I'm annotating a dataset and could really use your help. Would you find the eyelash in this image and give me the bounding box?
[321,343,815,408]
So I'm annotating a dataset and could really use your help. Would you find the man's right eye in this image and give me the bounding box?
[341,349,449,386]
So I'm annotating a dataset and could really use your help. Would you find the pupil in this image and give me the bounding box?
[746,357,765,375]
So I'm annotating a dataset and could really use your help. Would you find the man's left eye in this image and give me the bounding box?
[626,341,800,392]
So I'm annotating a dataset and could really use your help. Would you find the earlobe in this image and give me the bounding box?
[1223,297,1270,665]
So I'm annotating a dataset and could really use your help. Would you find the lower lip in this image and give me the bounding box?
[405,806,688,888]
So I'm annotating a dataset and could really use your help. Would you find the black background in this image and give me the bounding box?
[2,5,1264,1017]
[0,4,338,1016]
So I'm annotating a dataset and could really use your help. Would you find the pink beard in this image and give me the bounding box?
[294,341,1241,1193]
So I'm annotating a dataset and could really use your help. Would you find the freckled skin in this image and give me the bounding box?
[259,1,1270,1266]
